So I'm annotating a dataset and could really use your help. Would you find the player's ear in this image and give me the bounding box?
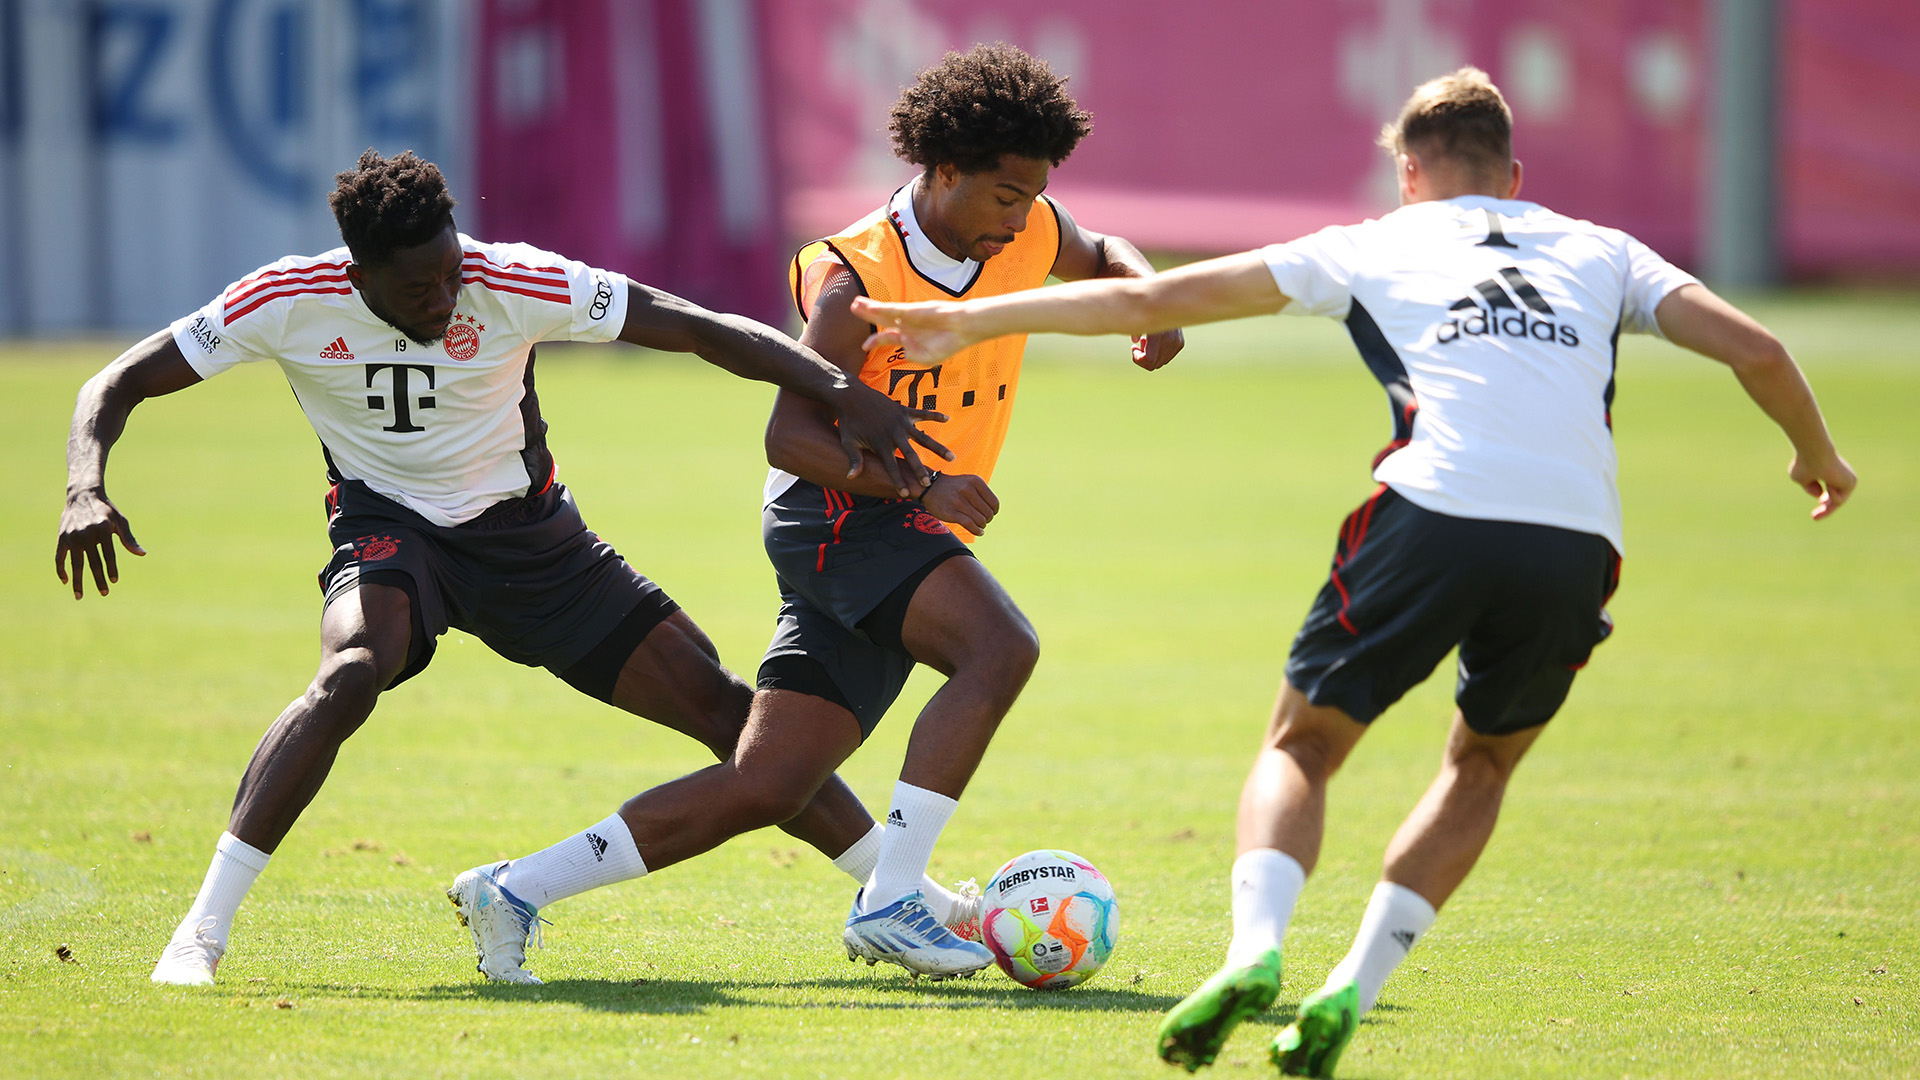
[1398,153,1419,205]
[1507,159,1524,200]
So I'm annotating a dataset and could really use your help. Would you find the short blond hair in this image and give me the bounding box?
[1378,67,1513,180]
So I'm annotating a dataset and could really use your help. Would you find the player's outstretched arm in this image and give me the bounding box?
[1045,200,1185,371]
[58,331,205,598]
[855,249,1288,364]
[1653,283,1856,519]
[617,281,951,496]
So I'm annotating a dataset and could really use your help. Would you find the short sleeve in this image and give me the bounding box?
[554,261,630,343]
[468,241,630,344]
[1620,235,1699,338]
[169,281,282,379]
[1259,225,1363,319]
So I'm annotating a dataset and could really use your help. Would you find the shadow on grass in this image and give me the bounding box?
[281,975,1185,1014]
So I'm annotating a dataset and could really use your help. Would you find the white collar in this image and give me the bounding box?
[888,182,981,294]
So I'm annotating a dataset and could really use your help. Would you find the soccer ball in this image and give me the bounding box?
[980,849,1119,990]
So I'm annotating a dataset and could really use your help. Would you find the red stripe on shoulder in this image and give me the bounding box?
[229,258,351,292]
[462,274,571,304]
[463,252,568,278]
[226,268,351,308]
[469,266,574,289]
[226,284,354,324]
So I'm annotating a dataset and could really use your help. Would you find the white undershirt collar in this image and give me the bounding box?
[888,183,980,294]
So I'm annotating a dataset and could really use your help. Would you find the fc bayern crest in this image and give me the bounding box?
[443,313,483,361]
[355,535,401,562]
[907,510,951,535]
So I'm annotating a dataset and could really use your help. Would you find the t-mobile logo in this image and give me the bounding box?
[364,363,437,432]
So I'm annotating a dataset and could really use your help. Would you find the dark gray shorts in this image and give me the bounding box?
[756,479,971,737]
[318,480,678,695]
[1285,485,1621,735]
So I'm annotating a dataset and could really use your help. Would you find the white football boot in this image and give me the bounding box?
[844,889,993,979]
[447,862,545,984]
[150,915,224,986]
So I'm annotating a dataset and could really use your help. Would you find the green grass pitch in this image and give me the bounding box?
[2,293,1915,1078]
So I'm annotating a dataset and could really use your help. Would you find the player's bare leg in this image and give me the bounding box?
[890,556,1041,799]
[842,556,1036,976]
[866,556,1038,903]
[605,610,876,854]
[476,611,887,913]
[229,584,414,849]
[1237,683,1368,869]
[1158,682,1365,1069]
[454,609,982,983]
[1273,715,1542,1077]
[613,690,864,870]
[153,583,412,985]
[1381,712,1542,908]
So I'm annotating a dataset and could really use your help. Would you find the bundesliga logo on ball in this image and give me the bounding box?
[981,850,1119,990]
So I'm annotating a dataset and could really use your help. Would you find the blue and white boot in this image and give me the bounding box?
[843,889,994,979]
[447,862,545,984]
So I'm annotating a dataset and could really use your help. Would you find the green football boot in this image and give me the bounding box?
[1270,980,1359,1078]
[1154,948,1282,1072]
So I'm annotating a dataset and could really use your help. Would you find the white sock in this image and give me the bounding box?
[864,782,956,911]
[497,814,648,910]
[831,822,885,881]
[173,832,270,946]
[832,821,964,922]
[1325,880,1437,1014]
[1224,848,1307,968]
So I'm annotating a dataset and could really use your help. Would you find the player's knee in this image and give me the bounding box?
[1273,727,1346,784]
[726,771,816,829]
[978,612,1040,693]
[1005,616,1040,678]
[308,648,387,730]
[691,676,755,758]
[1444,742,1519,791]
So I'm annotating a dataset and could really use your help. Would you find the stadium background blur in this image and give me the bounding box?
[1,0,1915,339]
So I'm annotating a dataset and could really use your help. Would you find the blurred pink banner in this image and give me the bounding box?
[474,0,788,322]
[1781,0,1920,277]
[765,0,1707,263]
[470,0,1918,310]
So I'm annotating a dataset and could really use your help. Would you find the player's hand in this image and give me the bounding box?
[56,489,145,599]
[1132,328,1185,371]
[919,473,999,535]
[852,297,980,364]
[1790,451,1856,520]
[830,381,953,497]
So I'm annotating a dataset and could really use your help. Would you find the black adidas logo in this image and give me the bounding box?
[1391,928,1418,952]
[1436,267,1579,347]
[586,831,609,861]
[886,809,907,828]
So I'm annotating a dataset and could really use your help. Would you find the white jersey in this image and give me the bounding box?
[1262,195,1698,554]
[170,236,631,526]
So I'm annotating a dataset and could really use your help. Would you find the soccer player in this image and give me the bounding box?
[56,149,949,987]
[851,68,1855,1074]
[457,43,1183,981]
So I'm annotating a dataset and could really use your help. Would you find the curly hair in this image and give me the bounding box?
[888,43,1092,174]
[329,149,458,265]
